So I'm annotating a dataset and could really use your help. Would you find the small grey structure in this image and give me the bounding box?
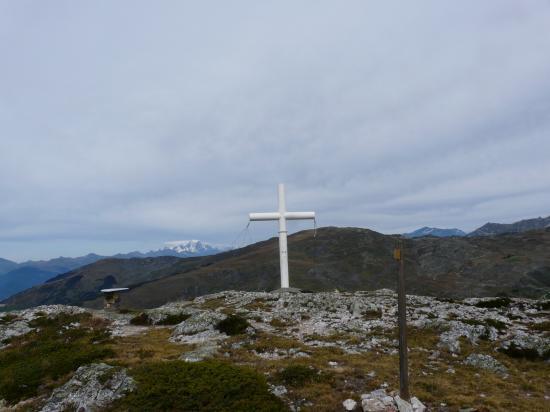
[100,288,129,310]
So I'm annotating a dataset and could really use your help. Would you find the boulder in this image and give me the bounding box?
[464,353,507,374]
[361,389,396,412]
[438,321,497,353]
[0,320,33,348]
[343,398,357,410]
[170,310,226,337]
[499,330,550,358]
[40,363,135,412]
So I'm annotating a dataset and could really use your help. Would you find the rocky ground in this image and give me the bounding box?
[0,290,548,411]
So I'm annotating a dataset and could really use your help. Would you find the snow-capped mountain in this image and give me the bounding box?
[163,240,220,255]
[403,227,466,238]
[112,240,225,259]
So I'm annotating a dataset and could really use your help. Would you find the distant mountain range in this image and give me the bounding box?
[404,215,550,238]
[4,226,550,310]
[403,227,466,238]
[467,216,550,237]
[0,240,224,300]
[2,215,549,305]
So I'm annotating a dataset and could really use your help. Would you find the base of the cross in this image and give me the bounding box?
[271,287,303,294]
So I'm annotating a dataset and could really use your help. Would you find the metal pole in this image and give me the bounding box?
[396,239,410,401]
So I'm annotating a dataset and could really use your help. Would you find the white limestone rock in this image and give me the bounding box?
[410,397,426,412]
[0,320,33,348]
[1,305,88,349]
[269,384,288,398]
[361,389,396,412]
[343,398,357,410]
[438,321,497,353]
[170,310,226,337]
[499,330,550,358]
[464,353,507,374]
[40,363,135,412]
[394,396,413,412]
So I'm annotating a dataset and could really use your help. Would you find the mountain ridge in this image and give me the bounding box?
[403,214,550,238]
[0,241,223,300]
[468,216,550,237]
[4,226,550,309]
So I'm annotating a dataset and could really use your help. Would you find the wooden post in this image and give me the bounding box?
[395,239,410,401]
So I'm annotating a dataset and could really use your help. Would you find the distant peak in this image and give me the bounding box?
[163,240,217,254]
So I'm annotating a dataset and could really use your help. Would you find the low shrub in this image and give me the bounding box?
[276,364,320,388]
[485,318,507,331]
[0,313,18,325]
[363,309,382,320]
[0,313,113,405]
[475,297,512,309]
[461,319,485,327]
[498,342,549,361]
[129,312,151,326]
[529,321,550,332]
[216,314,250,336]
[109,360,287,411]
[157,313,191,326]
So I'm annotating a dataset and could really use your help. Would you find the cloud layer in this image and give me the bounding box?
[1,1,550,260]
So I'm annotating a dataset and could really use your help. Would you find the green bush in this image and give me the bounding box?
[276,364,320,388]
[498,342,549,361]
[129,312,152,326]
[110,360,287,411]
[157,313,191,325]
[475,297,512,309]
[0,313,113,405]
[0,313,18,325]
[485,318,507,331]
[215,314,250,336]
[461,319,485,327]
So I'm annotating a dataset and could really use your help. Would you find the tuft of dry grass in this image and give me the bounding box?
[107,328,190,367]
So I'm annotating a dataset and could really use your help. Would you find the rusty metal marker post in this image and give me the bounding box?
[394,239,410,401]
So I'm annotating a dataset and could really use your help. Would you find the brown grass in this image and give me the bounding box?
[107,328,190,367]
[210,326,549,412]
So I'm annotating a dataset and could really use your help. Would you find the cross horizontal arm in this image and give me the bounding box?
[284,211,315,220]
[249,211,315,221]
[249,212,281,221]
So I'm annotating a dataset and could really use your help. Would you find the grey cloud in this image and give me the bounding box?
[1,1,549,260]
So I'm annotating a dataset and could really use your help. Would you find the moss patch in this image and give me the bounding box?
[110,360,287,411]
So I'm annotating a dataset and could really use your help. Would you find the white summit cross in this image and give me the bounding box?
[249,183,315,289]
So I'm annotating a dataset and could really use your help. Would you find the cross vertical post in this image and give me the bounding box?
[277,183,290,288]
[249,183,315,290]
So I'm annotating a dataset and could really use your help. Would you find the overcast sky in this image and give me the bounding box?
[1,1,550,261]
